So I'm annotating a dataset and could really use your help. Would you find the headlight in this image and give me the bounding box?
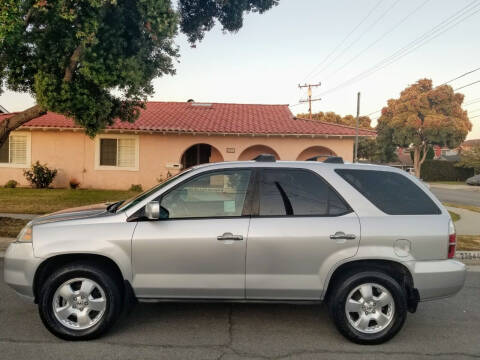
[16,222,33,243]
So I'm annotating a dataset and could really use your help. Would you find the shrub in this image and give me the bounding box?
[69,178,80,189]
[129,184,143,192]
[421,160,474,181]
[23,161,58,188]
[4,180,18,188]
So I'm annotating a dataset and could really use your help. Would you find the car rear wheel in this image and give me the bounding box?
[328,271,407,344]
[38,262,122,340]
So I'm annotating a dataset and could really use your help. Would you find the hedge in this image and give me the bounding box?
[421,160,474,181]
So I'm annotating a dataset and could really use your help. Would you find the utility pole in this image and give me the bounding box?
[298,83,321,119]
[354,92,361,163]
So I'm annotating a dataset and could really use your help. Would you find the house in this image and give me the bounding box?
[0,102,375,190]
[461,139,480,151]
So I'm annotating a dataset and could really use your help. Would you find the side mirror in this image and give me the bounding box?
[145,201,160,220]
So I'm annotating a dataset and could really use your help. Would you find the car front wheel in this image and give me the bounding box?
[38,261,122,340]
[329,271,407,344]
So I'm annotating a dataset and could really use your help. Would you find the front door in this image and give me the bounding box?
[132,169,253,299]
[246,168,360,300]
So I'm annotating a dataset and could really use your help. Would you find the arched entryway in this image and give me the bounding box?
[296,146,336,161]
[181,143,224,169]
[238,145,280,161]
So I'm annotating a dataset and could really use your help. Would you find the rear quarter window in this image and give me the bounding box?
[335,169,441,215]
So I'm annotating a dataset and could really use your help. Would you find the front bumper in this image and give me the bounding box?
[406,259,466,301]
[3,242,42,301]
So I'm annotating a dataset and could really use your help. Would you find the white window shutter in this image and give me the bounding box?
[9,135,27,164]
[117,138,136,167]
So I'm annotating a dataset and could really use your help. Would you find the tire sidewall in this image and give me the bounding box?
[38,264,120,340]
[330,271,407,345]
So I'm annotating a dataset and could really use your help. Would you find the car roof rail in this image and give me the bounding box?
[306,155,344,164]
[254,154,276,162]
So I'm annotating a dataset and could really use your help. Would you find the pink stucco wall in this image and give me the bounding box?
[0,130,356,190]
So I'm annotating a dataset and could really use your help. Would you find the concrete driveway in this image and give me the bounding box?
[0,259,479,360]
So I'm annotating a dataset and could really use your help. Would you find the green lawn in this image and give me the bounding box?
[448,210,460,222]
[428,181,466,185]
[0,188,139,214]
[443,202,480,214]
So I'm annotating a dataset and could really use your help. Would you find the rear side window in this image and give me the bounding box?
[258,169,351,216]
[335,169,441,215]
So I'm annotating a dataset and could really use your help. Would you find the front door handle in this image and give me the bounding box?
[330,232,356,240]
[217,232,243,241]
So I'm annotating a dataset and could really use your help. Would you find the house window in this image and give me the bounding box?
[96,135,138,170]
[0,133,30,167]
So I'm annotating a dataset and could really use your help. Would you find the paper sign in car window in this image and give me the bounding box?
[224,200,236,213]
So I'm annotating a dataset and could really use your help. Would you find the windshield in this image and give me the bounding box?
[116,169,193,212]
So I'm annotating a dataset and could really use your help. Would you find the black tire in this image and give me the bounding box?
[328,270,407,345]
[38,261,122,340]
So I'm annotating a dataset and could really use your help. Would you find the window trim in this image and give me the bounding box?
[130,168,256,221]
[94,134,139,171]
[0,131,31,168]
[251,167,353,218]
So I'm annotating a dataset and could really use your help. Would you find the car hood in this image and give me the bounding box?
[31,203,112,226]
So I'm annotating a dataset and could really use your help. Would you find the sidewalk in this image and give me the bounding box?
[0,213,38,220]
[446,206,480,235]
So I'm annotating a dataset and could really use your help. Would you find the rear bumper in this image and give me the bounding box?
[3,242,42,301]
[406,259,466,301]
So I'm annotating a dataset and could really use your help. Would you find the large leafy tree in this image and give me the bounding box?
[297,111,372,129]
[0,0,279,146]
[377,79,471,177]
[457,145,480,172]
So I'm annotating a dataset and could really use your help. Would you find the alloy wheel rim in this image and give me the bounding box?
[345,282,395,334]
[52,277,107,330]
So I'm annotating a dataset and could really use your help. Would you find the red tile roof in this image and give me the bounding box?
[0,102,375,136]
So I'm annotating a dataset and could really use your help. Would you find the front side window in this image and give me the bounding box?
[98,136,137,169]
[258,169,350,217]
[335,169,441,215]
[160,170,252,219]
[0,133,29,166]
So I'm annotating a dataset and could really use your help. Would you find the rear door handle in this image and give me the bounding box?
[217,232,243,241]
[330,232,356,240]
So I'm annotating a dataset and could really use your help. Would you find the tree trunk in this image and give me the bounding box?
[0,104,46,147]
[413,143,428,179]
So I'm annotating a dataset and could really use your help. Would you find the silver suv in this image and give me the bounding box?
[4,156,466,344]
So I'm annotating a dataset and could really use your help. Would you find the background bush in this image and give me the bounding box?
[421,160,474,181]
[23,161,58,188]
[4,180,18,188]
[129,184,143,192]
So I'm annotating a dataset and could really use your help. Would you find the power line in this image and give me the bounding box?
[440,66,480,85]
[470,114,480,119]
[299,0,384,83]
[454,80,480,91]
[311,0,402,81]
[465,98,480,106]
[324,0,430,80]
[467,108,480,113]
[319,0,480,97]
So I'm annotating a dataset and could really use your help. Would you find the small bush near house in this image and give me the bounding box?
[421,160,474,181]
[4,180,18,188]
[23,161,58,188]
[69,178,80,189]
[129,184,143,192]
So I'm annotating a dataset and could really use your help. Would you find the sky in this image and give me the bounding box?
[1,0,479,139]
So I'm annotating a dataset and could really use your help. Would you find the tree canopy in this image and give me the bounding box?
[0,0,279,146]
[376,79,471,177]
[296,111,372,129]
[457,145,480,172]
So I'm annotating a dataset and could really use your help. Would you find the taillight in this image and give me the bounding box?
[448,219,456,259]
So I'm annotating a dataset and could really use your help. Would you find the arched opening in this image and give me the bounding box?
[238,145,280,161]
[181,143,224,169]
[296,146,336,161]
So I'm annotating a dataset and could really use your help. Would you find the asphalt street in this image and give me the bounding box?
[431,187,480,207]
[0,260,479,360]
